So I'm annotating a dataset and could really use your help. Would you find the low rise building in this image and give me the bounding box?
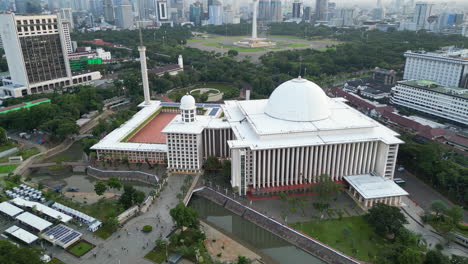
[391,80,468,125]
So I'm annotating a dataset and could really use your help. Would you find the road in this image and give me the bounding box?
[395,169,468,222]
[44,174,187,264]
[402,196,468,257]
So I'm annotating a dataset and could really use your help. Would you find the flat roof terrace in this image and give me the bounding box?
[127,112,177,144]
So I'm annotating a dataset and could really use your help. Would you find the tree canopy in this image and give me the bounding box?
[366,203,408,238]
[0,240,43,264]
[170,203,199,229]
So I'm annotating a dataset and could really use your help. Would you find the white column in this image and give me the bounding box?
[252,0,258,39]
[363,142,370,173]
[138,46,151,105]
[291,148,296,185]
[266,149,271,187]
[272,149,276,186]
[253,150,256,188]
[281,148,286,186]
[370,141,378,172]
[331,144,337,180]
[312,146,317,182]
[262,150,266,188]
[299,147,304,184]
[326,145,332,176]
[336,144,343,180]
[317,145,323,177]
[286,148,291,185]
[348,143,355,175]
[305,146,310,183]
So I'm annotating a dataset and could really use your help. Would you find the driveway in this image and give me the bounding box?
[43,174,187,264]
[395,169,468,222]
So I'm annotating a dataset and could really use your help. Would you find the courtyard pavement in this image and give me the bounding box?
[42,174,187,264]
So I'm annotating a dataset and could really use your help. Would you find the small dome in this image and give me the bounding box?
[180,94,196,110]
[264,77,330,122]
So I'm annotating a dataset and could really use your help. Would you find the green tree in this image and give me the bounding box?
[82,137,99,155]
[170,203,199,229]
[107,177,122,191]
[155,238,167,250]
[311,174,343,202]
[445,206,463,225]
[237,255,251,264]
[205,156,221,170]
[0,240,43,264]
[119,184,146,209]
[431,200,448,217]
[398,248,424,264]
[366,203,408,238]
[424,250,450,264]
[94,180,108,196]
[228,50,239,56]
[0,127,7,145]
[105,217,119,232]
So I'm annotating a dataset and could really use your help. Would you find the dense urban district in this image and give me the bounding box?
[0,1,467,264]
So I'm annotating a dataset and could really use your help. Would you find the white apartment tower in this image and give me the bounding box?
[0,13,101,97]
[391,80,468,125]
[403,49,468,88]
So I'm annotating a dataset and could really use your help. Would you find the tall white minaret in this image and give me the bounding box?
[178,55,184,69]
[252,0,258,40]
[138,28,151,105]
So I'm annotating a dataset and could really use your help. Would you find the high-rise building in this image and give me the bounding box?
[48,0,60,10]
[59,8,74,31]
[208,0,222,25]
[412,2,433,30]
[314,0,328,22]
[103,0,115,23]
[115,0,134,29]
[190,2,203,26]
[292,1,303,19]
[270,0,282,22]
[15,0,41,14]
[258,0,269,21]
[0,13,101,97]
[372,7,385,20]
[303,6,311,22]
[157,0,169,21]
[403,49,468,88]
[137,0,151,20]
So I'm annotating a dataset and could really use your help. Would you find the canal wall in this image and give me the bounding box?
[194,187,361,264]
[86,166,159,185]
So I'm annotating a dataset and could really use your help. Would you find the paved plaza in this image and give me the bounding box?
[40,174,187,264]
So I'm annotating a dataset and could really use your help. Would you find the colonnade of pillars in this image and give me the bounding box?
[349,185,402,208]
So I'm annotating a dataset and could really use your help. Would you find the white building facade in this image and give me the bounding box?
[403,50,468,88]
[391,80,468,125]
[162,78,407,207]
[0,13,101,98]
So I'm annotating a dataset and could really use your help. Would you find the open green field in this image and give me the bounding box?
[0,164,19,174]
[68,241,93,257]
[291,216,391,262]
[168,83,239,102]
[202,42,310,52]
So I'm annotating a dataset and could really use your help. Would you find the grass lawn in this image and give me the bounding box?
[429,220,468,236]
[145,248,167,263]
[269,35,305,40]
[0,164,19,173]
[68,241,93,257]
[94,223,115,239]
[287,43,310,48]
[291,216,391,262]
[0,142,17,152]
[168,82,240,101]
[49,258,65,264]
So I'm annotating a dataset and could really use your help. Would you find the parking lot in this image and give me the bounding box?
[395,169,468,222]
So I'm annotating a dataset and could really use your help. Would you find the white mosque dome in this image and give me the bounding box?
[264,77,331,122]
[180,94,196,110]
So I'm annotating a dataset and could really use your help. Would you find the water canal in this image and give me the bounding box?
[190,196,326,264]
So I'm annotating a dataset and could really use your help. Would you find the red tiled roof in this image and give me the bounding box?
[148,64,182,75]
